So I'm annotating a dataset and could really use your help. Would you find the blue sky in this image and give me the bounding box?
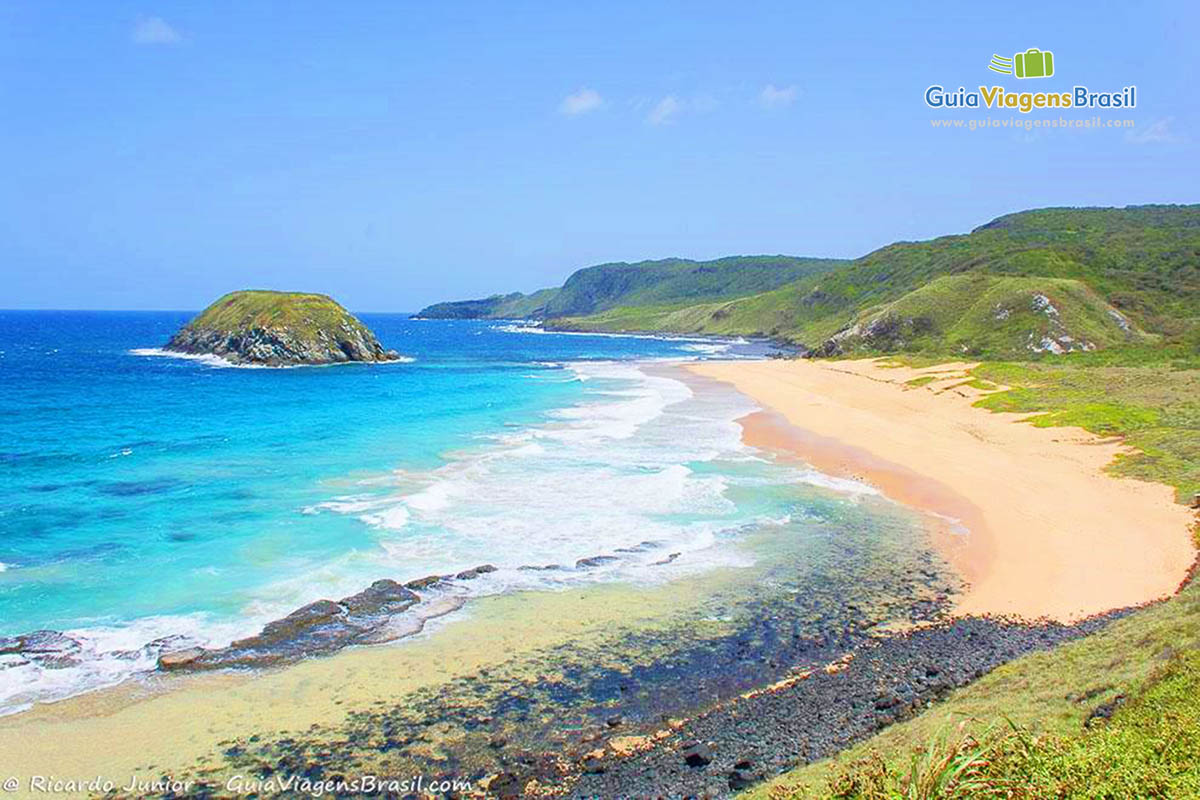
[1,1,1196,310]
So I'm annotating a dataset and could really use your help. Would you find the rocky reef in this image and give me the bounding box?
[157,566,497,672]
[166,290,402,366]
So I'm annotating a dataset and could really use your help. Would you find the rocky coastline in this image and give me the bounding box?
[158,602,1130,799]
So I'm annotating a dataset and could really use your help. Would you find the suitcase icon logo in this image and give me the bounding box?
[988,48,1055,79]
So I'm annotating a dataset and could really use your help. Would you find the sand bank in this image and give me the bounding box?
[688,358,1195,622]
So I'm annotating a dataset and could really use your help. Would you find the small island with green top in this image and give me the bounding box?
[166,290,402,366]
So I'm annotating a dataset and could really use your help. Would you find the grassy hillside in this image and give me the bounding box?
[558,205,1200,357]
[809,274,1148,357]
[414,256,845,320]
[541,256,846,317]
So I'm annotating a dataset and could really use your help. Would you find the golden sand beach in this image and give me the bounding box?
[688,358,1196,622]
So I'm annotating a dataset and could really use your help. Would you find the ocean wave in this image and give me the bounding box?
[1,356,885,715]
[491,323,741,346]
[793,469,881,496]
[681,342,732,354]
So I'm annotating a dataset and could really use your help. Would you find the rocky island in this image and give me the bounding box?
[166,290,402,366]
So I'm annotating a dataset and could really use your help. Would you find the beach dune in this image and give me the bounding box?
[688,358,1195,622]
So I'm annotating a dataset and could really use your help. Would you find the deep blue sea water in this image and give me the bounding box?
[0,311,877,713]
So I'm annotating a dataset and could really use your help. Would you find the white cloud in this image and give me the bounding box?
[1126,117,1181,144]
[132,16,181,45]
[647,95,682,126]
[560,88,603,116]
[759,84,798,109]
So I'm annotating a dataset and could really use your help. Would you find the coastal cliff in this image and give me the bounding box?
[166,290,401,366]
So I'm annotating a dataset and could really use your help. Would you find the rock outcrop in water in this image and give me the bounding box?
[166,290,402,366]
[156,566,498,672]
[158,579,422,671]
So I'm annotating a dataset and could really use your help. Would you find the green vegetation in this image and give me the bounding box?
[542,256,846,317]
[775,203,1199,355]
[812,274,1148,357]
[972,362,1200,504]
[418,205,1200,359]
[815,648,1200,800]
[415,288,561,320]
[414,256,846,320]
[178,290,366,336]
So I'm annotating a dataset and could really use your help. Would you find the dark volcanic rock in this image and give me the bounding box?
[566,613,1126,798]
[681,741,714,767]
[0,630,83,669]
[158,579,419,671]
[405,574,446,590]
[455,564,498,580]
[165,290,403,366]
[575,555,619,569]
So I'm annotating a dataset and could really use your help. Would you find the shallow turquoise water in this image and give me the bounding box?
[0,311,889,712]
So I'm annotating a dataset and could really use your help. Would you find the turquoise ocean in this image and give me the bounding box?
[0,312,883,714]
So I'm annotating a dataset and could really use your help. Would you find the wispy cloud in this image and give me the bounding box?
[647,95,682,126]
[1126,117,1182,145]
[132,16,181,46]
[759,84,798,109]
[559,88,603,116]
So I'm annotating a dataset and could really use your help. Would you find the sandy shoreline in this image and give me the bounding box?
[688,358,1196,622]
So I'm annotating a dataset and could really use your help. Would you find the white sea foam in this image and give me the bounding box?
[681,342,732,355]
[0,614,254,717]
[0,358,883,716]
[492,323,738,346]
[129,347,253,368]
[286,359,834,609]
[128,348,415,367]
[793,469,881,496]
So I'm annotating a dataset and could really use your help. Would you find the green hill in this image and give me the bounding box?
[553,204,1200,358]
[413,256,846,320]
[808,274,1148,357]
[415,205,1199,358]
[540,256,848,316]
[415,288,561,320]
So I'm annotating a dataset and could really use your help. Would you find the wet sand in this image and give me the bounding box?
[688,358,1196,622]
